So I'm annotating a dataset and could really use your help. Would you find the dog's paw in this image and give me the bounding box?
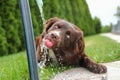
[91,64,107,74]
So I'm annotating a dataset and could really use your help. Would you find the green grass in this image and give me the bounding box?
[85,35,120,63]
[0,35,120,80]
[39,65,72,80]
[0,51,29,80]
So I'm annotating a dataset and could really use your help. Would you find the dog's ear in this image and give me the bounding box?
[36,35,43,62]
[74,30,85,54]
[45,17,60,32]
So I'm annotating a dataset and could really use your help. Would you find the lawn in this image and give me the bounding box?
[0,35,120,80]
[0,51,29,80]
[85,35,120,63]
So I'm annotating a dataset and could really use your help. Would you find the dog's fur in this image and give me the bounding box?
[36,17,107,73]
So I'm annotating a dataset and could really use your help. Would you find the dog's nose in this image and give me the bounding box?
[50,33,57,39]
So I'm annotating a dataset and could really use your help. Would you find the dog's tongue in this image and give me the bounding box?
[44,39,53,48]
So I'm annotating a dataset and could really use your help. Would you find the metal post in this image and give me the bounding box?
[19,0,40,80]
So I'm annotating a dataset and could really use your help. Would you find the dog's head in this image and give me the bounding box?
[42,17,85,53]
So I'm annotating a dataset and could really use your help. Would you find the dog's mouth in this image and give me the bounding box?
[43,37,55,48]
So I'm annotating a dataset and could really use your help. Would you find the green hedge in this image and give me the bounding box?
[30,0,96,36]
[0,0,98,56]
[93,17,102,34]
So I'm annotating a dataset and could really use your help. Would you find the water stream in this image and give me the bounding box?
[36,0,48,68]
[36,0,46,26]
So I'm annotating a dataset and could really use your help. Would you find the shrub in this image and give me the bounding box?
[102,25,112,33]
[0,27,8,56]
[93,17,102,34]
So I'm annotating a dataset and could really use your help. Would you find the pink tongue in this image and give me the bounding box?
[44,39,53,48]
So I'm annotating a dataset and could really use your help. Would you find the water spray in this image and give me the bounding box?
[36,0,49,68]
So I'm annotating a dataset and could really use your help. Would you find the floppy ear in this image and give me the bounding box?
[74,30,85,54]
[45,17,61,32]
[36,36,41,62]
[36,33,45,62]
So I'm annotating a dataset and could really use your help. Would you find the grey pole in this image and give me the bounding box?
[19,0,40,80]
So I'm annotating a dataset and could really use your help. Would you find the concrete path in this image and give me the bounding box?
[105,61,120,80]
[52,67,107,80]
[52,61,120,80]
[101,33,120,43]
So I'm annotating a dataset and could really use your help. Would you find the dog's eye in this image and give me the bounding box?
[66,31,71,39]
[55,26,61,29]
[66,35,70,39]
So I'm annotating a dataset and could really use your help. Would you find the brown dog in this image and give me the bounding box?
[36,17,107,73]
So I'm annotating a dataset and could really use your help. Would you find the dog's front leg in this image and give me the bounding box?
[80,54,107,73]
